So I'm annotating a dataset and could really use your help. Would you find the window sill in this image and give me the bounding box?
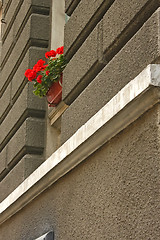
[48,100,68,125]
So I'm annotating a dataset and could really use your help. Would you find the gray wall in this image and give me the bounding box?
[0,105,159,239]
[0,0,160,239]
[0,0,51,201]
[61,0,160,143]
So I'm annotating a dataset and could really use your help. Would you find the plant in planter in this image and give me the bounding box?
[24,46,67,106]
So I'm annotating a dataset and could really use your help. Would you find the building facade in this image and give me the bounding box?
[0,0,160,239]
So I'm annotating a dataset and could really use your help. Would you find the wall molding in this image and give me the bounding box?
[0,64,160,225]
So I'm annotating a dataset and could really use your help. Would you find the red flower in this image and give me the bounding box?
[33,59,46,72]
[33,64,41,72]
[45,50,56,58]
[46,71,50,75]
[27,70,37,81]
[56,46,63,54]
[37,75,42,84]
[25,69,32,77]
[41,64,48,70]
[50,50,57,57]
[36,59,45,66]
[45,52,50,58]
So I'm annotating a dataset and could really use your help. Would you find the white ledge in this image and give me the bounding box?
[0,64,160,224]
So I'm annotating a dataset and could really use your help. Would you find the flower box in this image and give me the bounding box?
[46,78,62,107]
[24,46,67,104]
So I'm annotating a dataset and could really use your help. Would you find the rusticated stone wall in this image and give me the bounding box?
[62,0,160,143]
[0,0,51,201]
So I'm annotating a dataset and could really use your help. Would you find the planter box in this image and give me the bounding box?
[46,78,62,107]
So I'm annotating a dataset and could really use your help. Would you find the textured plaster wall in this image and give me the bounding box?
[0,105,160,239]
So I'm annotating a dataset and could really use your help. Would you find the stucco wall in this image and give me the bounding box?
[0,105,159,239]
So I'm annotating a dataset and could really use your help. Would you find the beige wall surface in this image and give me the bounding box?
[0,105,160,239]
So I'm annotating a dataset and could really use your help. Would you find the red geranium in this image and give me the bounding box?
[41,64,48,70]
[45,50,56,59]
[33,64,41,73]
[37,59,45,66]
[56,46,63,55]
[33,59,46,72]
[27,70,37,81]
[25,69,32,78]
[37,75,42,84]
[24,46,67,98]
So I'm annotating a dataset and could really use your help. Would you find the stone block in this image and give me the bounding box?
[6,117,45,166]
[0,154,44,202]
[64,0,114,58]
[2,0,50,64]
[0,84,45,149]
[102,0,160,54]
[11,46,48,99]
[30,14,50,40]
[63,0,160,105]
[0,82,11,115]
[63,25,100,102]
[1,26,14,62]
[65,0,81,16]
[0,147,7,176]
[0,13,50,90]
[61,11,160,143]
[31,0,51,8]
[12,1,31,39]
[0,86,28,146]
[3,0,9,15]
[2,0,20,39]
[2,0,50,41]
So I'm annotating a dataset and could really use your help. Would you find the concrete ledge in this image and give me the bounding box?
[0,64,160,224]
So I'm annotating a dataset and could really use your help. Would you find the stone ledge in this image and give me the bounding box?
[48,101,68,126]
[0,64,160,224]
